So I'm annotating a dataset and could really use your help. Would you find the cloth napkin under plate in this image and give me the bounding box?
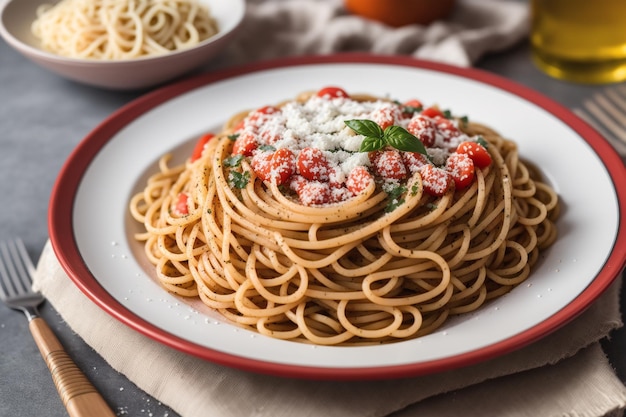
[34,242,626,417]
[32,0,626,415]
[220,0,530,68]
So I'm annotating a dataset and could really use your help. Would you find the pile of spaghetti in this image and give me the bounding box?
[129,87,559,346]
[31,0,219,59]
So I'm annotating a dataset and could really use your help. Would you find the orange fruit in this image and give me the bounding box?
[344,0,456,27]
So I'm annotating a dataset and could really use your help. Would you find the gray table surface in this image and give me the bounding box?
[1,37,624,416]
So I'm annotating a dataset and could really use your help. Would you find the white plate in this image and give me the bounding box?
[49,55,626,379]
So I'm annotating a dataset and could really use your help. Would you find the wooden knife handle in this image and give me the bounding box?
[29,317,117,417]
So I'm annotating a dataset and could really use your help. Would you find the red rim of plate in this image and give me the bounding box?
[48,53,626,380]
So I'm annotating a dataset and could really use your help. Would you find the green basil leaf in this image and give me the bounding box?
[384,125,427,155]
[359,136,386,152]
[345,119,384,139]
[227,133,240,141]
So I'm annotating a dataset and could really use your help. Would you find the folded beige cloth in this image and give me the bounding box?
[222,0,529,67]
[34,242,626,417]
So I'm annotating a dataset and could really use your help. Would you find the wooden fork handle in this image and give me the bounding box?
[29,317,117,417]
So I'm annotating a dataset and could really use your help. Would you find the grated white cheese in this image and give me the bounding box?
[234,91,481,206]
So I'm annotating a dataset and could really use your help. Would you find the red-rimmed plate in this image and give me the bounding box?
[49,54,626,380]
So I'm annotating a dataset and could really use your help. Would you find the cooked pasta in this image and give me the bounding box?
[129,87,559,346]
[31,0,219,59]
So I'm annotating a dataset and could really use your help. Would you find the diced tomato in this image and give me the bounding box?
[251,149,296,185]
[402,151,429,174]
[371,105,400,130]
[446,153,475,190]
[346,166,373,195]
[190,133,215,162]
[257,130,279,145]
[421,106,445,119]
[327,166,345,189]
[419,164,451,197]
[455,141,492,168]
[298,181,331,206]
[270,148,296,185]
[247,105,280,122]
[372,150,407,180]
[250,151,273,182]
[242,106,280,133]
[297,147,331,181]
[316,87,349,99]
[174,193,189,216]
[329,187,351,203]
[433,116,461,141]
[368,150,382,166]
[407,115,437,147]
[289,174,307,193]
[403,99,423,113]
[232,131,258,156]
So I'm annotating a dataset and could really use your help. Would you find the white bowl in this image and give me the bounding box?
[0,0,245,90]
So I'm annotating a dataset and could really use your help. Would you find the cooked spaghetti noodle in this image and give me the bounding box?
[31,0,219,59]
[129,88,559,346]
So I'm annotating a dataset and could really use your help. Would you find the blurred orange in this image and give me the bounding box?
[344,0,456,27]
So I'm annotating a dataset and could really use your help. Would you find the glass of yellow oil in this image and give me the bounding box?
[530,0,626,84]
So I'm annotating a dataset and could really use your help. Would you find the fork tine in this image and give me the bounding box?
[573,108,626,156]
[9,239,35,291]
[0,242,19,297]
[593,91,626,131]
[575,86,626,157]
[0,239,35,297]
[604,87,626,114]
[13,238,36,283]
[581,90,626,143]
[0,244,14,298]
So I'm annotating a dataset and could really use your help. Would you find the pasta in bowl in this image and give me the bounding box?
[129,87,560,346]
[0,0,245,89]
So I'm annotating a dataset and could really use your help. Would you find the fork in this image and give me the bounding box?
[0,239,116,417]
[573,84,626,157]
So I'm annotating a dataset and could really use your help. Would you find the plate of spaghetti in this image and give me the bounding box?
[49,54,626,379]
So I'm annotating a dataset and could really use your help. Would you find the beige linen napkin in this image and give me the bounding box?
[221,0,529,67]
[34,242,626,417]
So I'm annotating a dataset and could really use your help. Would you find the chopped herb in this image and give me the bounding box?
[385,185,407,212]
[393,100,423,114]
[460,115,469,127]
[426,203,438,211]
[475,136,489,148]
[258,144,276,152]
[411,183,419,196]
[223,154,244,167]
[443,109,452,119]
[227,133,240,141]
[228,171,250,189]
[404,104,423,113]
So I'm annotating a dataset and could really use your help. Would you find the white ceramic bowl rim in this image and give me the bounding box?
[0,0,245,65]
